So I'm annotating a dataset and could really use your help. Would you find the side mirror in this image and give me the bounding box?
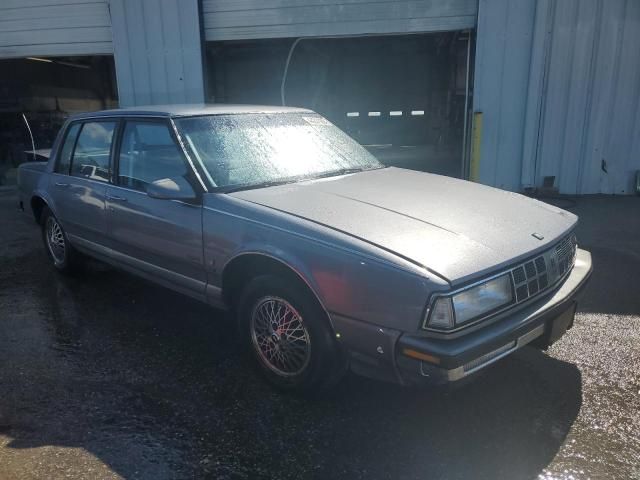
[147,177,196,201]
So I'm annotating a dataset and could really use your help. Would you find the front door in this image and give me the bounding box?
[48,120,116,249]
[106,119,205,298]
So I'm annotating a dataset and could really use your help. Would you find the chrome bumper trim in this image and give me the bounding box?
[432,323,545,381]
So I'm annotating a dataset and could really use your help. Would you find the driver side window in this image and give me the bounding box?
[118,121,188,193]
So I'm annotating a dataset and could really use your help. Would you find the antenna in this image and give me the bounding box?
[22,112,37,162]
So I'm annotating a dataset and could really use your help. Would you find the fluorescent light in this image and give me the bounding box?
[390,111,403,116]
[56,60,91,70]
[411,110,425,116]
[368,111,381,117]
[27,57,90,69]
[346,112,360,117]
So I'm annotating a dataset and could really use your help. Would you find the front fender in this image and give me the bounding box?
[203,194,448,333]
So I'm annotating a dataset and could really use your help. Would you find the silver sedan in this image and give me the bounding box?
[18,105,592,392]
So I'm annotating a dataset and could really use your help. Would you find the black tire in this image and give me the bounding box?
[237,274,347,393]
[40,206,83,274]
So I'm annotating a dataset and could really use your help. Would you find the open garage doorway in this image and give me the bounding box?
[0,55,117,186]
[206,32,472,179]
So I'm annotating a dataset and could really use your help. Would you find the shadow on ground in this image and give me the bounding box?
[1,250,581,479]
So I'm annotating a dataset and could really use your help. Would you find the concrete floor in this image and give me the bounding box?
[0,189,638,480]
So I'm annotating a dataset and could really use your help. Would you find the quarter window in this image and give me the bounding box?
[70,121,116,183]
[56,123,81,174]
[118,121,188,192]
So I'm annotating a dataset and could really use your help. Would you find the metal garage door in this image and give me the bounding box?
[202,0,478,41]
[0,0,112,59]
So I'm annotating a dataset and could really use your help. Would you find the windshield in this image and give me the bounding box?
[174,112,383,190]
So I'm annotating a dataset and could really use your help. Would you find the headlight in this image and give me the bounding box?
[452,274,513,324]
[426,274,513,330]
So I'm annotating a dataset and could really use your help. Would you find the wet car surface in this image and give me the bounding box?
[1,189,638,480]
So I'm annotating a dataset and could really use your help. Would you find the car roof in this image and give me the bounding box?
[69,104,313,120]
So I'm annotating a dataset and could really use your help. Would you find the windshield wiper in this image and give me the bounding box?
[216,179,298,194]
[311,165,387,180]
[216,166,387,194]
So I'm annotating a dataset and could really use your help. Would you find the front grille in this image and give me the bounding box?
[555,235,574,259]
[512,256,547,303]
[555,234,577,277]
[510,233,577,305]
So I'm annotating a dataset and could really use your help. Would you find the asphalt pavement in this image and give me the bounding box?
[0,189,638,480]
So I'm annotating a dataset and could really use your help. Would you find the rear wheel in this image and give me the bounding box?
[237,274,347,393]
[41,207,82,273]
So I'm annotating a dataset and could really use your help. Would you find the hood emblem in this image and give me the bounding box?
[532,233,544,240]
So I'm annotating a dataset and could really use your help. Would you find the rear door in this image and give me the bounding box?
[105,119,206,298]
[48,120,116,249]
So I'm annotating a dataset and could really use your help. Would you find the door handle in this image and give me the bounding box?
[55,182,69,187]
[106,194,127,202]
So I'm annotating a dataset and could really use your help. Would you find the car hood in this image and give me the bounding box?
[230,167,577,285]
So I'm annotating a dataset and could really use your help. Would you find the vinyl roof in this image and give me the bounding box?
[70,104,313,120]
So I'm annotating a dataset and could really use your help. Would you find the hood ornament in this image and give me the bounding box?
[532,233,544,240]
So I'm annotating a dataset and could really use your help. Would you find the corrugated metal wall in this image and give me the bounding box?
[202,0,478,41]
[535,0,640,194]
[0,0,112,59]
[108,0,205,106]
[473,0,537,191]
[475,0,640,194]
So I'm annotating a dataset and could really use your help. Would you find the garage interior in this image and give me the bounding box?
[207,32,472,179]
[0,56,118,186]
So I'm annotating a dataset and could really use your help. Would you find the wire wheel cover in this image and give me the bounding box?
[250,296,311,376]
[46,216,65,264]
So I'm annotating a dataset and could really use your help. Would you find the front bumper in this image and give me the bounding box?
[398,248,592,384]
[335,248,592,386]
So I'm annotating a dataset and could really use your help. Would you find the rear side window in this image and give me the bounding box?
[70,121,116,183]
[55,123,81,174]
[117,121,188,192]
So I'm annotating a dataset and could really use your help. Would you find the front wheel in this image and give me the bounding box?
[41,207,83,274]
[237,275,347,393]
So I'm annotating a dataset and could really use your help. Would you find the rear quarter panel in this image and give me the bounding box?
[18,120,66,218]
[17,162,50,216]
